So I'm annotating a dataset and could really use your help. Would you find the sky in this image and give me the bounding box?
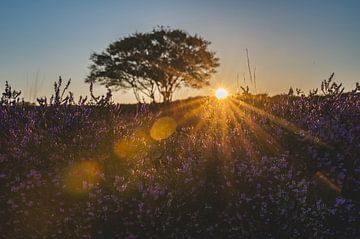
[0,0,359,103]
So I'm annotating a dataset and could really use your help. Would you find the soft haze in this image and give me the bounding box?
[0,0,359,103]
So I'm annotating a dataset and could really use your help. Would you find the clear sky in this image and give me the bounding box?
[0,0,359,103]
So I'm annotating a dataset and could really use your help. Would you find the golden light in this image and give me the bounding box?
[215,88,229,100]
[150,116,177,141]
[63,160,102,195]
[113,129,149,160]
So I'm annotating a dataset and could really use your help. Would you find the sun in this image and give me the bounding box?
[215,88,229,100]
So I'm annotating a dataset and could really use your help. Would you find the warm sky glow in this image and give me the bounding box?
[215,88,229,100]
[0,0,359,103]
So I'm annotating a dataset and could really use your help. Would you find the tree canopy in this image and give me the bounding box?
[86,27,219,103]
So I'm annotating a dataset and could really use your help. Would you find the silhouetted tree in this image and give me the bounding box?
[86,26,219,103]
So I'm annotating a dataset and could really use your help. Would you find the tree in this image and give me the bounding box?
[86,27,220,103]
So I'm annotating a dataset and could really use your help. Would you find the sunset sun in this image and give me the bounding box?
[215,88,229,100]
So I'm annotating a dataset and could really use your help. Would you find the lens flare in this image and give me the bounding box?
[150,116,177,140]
[63,160,101,195]
[113,129,149,160]
[215,88,229,99]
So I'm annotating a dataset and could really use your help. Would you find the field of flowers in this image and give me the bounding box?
[1,77,360,238]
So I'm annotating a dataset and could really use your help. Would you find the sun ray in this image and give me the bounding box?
[225,102,257,157]
[228,100,282,155]
[177,102,206,126]
[315,171,342,194]
[230,97,329,148]
[162,96,206,115]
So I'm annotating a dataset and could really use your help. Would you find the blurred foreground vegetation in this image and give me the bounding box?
[1,76,360,238]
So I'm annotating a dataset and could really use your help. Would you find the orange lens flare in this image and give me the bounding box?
[150,116,177,141]
[63,160,101,195]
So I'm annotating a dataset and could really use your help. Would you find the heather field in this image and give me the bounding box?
[1,78,360,238]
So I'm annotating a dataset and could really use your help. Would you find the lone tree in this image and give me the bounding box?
[86,27,219,103]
